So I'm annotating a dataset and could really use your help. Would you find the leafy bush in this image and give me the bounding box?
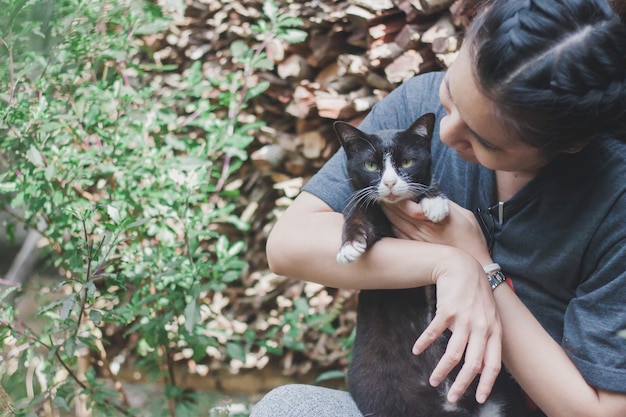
[0,0,309,415]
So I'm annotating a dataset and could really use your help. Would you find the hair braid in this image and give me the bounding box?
[467,0,626,152]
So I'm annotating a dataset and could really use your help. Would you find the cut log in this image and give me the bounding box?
[348,0,395,13]
[410,0,457,15]
[301,131,327,159]
[277,54,313,80]
[421,14,457,44]
[315,91,359,120]
[384,47,439,84]
[394,24,423,49]
[285,85,316,119]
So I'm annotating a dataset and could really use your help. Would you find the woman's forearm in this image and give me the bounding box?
[266,192,457,290]
[495,285,626,417]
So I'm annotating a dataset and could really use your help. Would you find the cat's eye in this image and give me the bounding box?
[400,159,414,168]
[364,161,378,171]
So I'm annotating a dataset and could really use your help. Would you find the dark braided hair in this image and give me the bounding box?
[466,0,626,153]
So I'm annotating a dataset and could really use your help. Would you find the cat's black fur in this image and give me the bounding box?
[334,114,526,417]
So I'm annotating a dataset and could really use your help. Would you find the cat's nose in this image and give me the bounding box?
[383,178,396,188]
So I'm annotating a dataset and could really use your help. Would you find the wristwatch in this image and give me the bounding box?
[487,270,507,290]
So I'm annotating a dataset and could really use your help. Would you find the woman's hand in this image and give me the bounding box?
[420,254,503,404]
[383,199,492,265]
[384,199,502,403]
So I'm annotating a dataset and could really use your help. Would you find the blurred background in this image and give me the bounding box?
[1,0,623,415]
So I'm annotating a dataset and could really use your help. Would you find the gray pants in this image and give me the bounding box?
[250,384,363,417]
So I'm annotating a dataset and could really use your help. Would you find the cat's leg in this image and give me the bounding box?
[337,209,377,264]
[420,188,449,223]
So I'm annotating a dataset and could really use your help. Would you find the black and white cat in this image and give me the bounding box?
[334,113,525,417]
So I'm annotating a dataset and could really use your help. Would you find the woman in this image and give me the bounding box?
[254,0,626,415]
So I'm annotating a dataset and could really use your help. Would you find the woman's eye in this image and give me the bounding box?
[364,161,378,171]
[400,159,414,168]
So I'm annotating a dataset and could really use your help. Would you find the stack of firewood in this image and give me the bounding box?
[138,0,483,376]
[252,0,480,181]
[244,0,481,374]
[133,0,626,379]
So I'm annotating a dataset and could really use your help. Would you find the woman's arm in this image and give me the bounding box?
[267,191,505,403]
[267,192,452,289]
[495,285,626,417]
[385,200,626,417]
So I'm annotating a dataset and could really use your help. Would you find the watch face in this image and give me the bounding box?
[488,271,506,290]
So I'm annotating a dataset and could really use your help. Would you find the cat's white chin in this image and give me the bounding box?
[380,194,405,203]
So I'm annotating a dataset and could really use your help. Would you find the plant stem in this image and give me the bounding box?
[212,30,274,200]
[0,36,16,113]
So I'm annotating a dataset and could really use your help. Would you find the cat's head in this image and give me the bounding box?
[334,113,435,204]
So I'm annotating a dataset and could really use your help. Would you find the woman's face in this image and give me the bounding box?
[438,45,551,174]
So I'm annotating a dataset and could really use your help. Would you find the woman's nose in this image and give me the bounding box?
[440,113,472,150]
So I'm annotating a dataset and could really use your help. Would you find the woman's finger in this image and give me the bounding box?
[412,313,448,355]
[397,199,426,219]
[385,200,427,222]
[428,325,469,388]
[445,327,489,403]
[474,332,502,403]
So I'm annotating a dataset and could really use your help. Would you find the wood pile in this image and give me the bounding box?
[148,0,480,180]
[140,0,482,378]
[246,0,481,291]
[252,0,479,182]
[137,0,626,382]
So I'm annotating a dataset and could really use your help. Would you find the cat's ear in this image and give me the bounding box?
[333,121,367,149]
[408,113,435,140]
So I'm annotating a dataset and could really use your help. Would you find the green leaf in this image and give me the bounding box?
[38,122,64,133]
[252,56,274,71]
[60,297,76,320]
[263,0,279,20]
[279,28,308,44]
[135,18,172,35]
[0,182,18,193]
[64,337,76,358]
[230,40,249,60]
[26,146,44,167]
[216,235,228,257]
[184,300,200,334]
[277,15,304,28]
[246,80,270,99]
[228,240,245,257]
[225,342,246,362]
[315,370,345,383]
[53,394,72,412]
[107,204,121,224]
[89,310,103,325]
[221,270,241,283]
[45,164,57,181]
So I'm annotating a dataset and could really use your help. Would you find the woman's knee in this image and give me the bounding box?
[250,384,361,417]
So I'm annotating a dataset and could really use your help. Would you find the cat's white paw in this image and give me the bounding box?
[420,196,449,223]
[337,237,367,264]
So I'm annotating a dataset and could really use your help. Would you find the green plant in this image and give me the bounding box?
[0,0,306,415]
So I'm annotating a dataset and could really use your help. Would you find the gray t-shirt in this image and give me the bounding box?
[303,71,626,395]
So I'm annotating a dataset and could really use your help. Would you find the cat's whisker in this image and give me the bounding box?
[344,186,377,211]
[407,183,431,199]
[360,190,380,209]
[408,183,429,192]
